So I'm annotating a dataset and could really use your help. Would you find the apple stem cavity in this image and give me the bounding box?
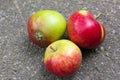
[35,32,44,41]
[50,46,57,52]
[95,13,102,19]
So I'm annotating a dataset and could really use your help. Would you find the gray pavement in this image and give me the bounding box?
[0,0,120,80]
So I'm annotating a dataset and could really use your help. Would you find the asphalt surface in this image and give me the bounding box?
[0,0,120,80]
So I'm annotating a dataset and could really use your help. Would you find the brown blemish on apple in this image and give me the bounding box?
[33,17,43,31]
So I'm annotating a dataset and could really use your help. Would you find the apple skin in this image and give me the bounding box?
[28,10,66,46]
[44,39,82,77]
[67,10,106,49]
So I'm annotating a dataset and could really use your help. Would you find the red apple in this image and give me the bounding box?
[28,10,66,46]
[67,10,106,49]
[44,39,82,77]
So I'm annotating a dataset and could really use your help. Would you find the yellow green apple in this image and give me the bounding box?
[28,10,66,46]
[44,39,82,77]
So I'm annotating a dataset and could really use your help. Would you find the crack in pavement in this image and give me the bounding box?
[12,0,26,24]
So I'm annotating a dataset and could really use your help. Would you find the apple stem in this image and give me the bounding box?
[50,46,57,52]
[95,13,102,19]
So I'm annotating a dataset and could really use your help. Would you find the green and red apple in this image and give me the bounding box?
[67,10,106,49]
[44,39,82,77]
[28,10,66,46]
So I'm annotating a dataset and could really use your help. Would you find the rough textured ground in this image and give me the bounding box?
[0,0,120,80]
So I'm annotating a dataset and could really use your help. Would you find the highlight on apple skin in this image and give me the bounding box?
[67,10,106,49]
[28,10,66,46]
[44,39,82,77]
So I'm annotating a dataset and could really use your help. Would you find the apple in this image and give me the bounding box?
[28,10,66,46]
[67,10,106,49]
[44,39,82,77]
